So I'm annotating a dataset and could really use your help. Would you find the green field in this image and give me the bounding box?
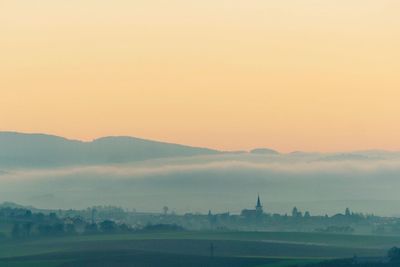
[0,231,398,266]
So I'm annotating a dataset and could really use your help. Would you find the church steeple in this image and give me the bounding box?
[256,194,263,214]
[256,194,262,208]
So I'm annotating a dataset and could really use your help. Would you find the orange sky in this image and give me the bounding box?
[1,0,400,152]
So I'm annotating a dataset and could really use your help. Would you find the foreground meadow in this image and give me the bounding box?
[0,230,397,266]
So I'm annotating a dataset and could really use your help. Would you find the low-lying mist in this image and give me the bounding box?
[2,152,400,216]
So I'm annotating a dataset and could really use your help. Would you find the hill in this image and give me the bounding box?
[0,132,220,168]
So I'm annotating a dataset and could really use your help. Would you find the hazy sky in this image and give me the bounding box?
[1,0,400,152]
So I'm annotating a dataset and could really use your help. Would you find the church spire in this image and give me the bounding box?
[255,194,263,215]
[256,194,262,209]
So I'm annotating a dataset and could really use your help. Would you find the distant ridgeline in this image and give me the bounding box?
[0,132,220,168]
[0,132,288,168]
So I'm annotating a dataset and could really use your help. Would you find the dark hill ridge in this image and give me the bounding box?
[250,148,279,155]
[2,131,396,170]
[0,132,220,168]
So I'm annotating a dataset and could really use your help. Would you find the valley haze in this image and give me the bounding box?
[1,131,400,216]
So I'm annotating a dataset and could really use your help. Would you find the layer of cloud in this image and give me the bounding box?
[2,154,400,181]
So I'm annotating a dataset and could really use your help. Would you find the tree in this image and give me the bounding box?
[84,223,98,234]
[22,222,33,237]
[388,247,400,262]
[292,207,298,217]
[100,220,117,233]
[24,210,32,218]
[292,207,302,218]
[118,223,131,233]
[53,223,65,235]
[49,212,58,221]
[38,224,52,236]
[11,223,21,239]
[65,224,76,234]
[163,206,169,215]
[345,208,351,216]
[35,213,45,222]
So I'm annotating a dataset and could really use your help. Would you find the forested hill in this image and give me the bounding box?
[0,132,220,168]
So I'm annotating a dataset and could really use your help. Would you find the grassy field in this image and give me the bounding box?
[0,231,398,266]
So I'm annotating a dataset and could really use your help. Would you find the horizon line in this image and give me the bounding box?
[1,130,399,155]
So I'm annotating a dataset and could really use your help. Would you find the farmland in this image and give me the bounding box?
[0,230,397,267]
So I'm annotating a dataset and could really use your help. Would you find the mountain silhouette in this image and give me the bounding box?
[0,132,219,168]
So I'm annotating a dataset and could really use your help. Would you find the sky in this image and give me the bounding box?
[1,0,400,152]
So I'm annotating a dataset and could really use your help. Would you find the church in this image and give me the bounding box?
[241,195,264,218]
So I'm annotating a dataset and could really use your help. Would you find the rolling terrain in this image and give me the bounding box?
[0,231,396,267]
